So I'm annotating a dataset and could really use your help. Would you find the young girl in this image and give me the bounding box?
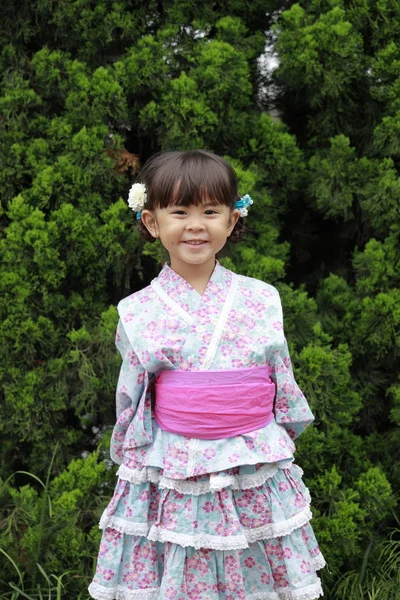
[88,150,325,600]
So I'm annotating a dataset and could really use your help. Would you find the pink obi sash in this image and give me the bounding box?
[154,366,276,440]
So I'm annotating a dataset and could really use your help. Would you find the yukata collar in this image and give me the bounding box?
[152,261,239,369]
[157,261,228,300]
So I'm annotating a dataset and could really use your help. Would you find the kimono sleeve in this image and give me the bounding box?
[270,337,315,440]
[114,318,145,420]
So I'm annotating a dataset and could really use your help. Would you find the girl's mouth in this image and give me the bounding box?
[183,241,208,245]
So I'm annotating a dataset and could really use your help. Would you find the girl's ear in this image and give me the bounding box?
[141,210,159,238]
[228,209,240,235]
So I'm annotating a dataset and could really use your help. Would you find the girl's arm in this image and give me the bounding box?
[271,337,314,440]
[110,319,146,464]
[115,318,145,419]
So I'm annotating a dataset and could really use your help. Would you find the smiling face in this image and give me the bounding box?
[136,150,241,284]
[141,201,239,276]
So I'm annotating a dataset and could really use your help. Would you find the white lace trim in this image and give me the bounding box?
[88,582,159,600]
[247,579,323,599]
[89,579,323,600]
[246,593,281,600]
[312,553,326,571]
[144,507,312,549]
[187,437,200,477]
[179,463,280,494]
[118,463,288,494]
[117,465,159,485]
[89,577,323,600]
[99,511,149,536]
[276,579,323,599]
[151,280,194,326]
[88,582,114,600]
[201,272,238,370]
[245,506,313,542]
[147,468,162,485]
[147,525,249,550]
[117,461,301,493]
[99,504,313,547]
[89,580,323,600]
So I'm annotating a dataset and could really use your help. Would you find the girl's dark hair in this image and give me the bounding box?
[134,149,245,242]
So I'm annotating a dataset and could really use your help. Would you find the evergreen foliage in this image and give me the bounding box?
[0,1,399,598]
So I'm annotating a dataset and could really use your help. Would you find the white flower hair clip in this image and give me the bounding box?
[127,182,147,220]
[235,194,253,217]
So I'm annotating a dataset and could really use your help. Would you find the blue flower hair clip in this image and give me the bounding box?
[235,194,253,217]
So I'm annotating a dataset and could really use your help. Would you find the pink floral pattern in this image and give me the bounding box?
[89,263,325,600]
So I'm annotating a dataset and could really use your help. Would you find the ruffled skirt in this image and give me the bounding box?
[89,421,325,599]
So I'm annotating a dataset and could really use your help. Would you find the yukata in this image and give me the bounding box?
[88,262,325,600]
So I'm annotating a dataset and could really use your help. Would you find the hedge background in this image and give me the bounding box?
[0,1,399,598]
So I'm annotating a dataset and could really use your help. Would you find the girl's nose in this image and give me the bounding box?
[186,219,205,231]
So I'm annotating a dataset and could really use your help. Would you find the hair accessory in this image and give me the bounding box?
[128,182,147,220]
[235,194,253,217]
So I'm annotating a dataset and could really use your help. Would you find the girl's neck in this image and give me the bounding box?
[169,256,216,295]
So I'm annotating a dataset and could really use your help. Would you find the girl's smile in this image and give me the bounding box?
[183,240,209,245]
[141,201,239,281]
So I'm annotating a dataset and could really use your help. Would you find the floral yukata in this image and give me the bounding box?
[89,262,325,600]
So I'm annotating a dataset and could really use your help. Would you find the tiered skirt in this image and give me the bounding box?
[89,421,325,599]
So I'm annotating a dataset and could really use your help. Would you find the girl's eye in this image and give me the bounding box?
[172,210,186,215]
[205,209,218,215]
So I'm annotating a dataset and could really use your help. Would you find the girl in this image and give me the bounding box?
[88,150,325,600]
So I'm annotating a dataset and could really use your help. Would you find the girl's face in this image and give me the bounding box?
[141,201,239,275]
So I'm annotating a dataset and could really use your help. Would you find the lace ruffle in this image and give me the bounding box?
[247,579,323,599]
[312,554,326,571]
[245,506,312,542]
[117,462,295,495]
[100,506,313,550]
[88,579,323,600]
[99,513,148,536]
[100,463,312,548]
[88,582,158,600]
[147,526,249,550]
